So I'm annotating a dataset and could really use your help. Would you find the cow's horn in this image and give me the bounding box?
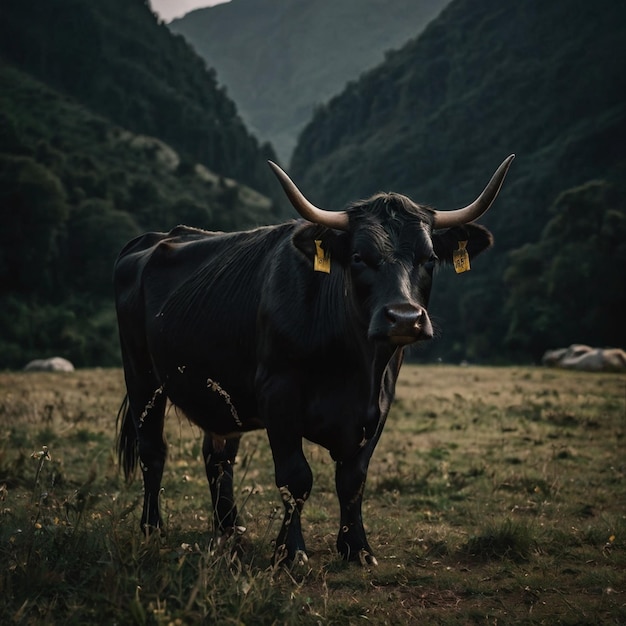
[432,155,515,229]
[268,161,349,231]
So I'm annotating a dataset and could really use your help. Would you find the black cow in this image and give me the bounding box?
[115,156,514,566]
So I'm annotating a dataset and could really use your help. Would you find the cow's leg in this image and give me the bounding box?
[131,384,167,533]
[335,349,402,564]
[203,434,241,536]
[267,428,313,567]
[335,449,378,565]
[119,338,168,533]
[256,370,312,566]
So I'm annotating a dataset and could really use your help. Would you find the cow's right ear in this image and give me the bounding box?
[432,223,494,265]
[292,224,349,268]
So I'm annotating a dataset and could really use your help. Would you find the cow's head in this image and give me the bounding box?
[269,156,514,346]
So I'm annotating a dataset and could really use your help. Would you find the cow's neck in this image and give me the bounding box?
[362,344,403,441]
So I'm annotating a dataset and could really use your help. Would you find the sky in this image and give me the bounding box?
[150,0,230,22]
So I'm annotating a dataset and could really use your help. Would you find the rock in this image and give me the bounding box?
[24,357,75,372]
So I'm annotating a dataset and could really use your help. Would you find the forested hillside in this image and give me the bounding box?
[170,0,448,161]
[291,0,626,362]
[0,0,281,370]
[0,0,280,202]
[1,0,623,368]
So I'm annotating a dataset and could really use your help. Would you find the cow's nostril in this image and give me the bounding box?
[385,305,423,325]
[384,307,397,323]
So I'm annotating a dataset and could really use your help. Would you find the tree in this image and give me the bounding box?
[504,181,626,359]
[66,199,140,295]
[0,155,68,294]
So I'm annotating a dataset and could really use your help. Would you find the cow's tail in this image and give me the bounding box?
[116,394,138,482]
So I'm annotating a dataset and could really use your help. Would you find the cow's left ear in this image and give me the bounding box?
[432,224,494,265]
[292,224,350,267]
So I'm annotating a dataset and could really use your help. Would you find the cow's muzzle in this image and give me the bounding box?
[370,304,434,345]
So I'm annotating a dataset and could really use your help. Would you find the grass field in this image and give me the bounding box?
[0,365,624,624]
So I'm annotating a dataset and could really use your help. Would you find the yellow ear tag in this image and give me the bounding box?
[313,239,331,274]
[453,240,471,274]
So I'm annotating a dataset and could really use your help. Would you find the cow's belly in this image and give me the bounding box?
[151,356,261,434]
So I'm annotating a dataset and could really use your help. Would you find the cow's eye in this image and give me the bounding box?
[422,255,437,271]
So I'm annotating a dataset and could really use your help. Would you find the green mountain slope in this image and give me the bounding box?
[0,0,280,202]
[0,62,275,369]
[0,0,296,371]
[170,0,448,161]
[290,0,626,362]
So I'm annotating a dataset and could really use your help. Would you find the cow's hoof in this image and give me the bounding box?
[212,525,247,553]
[272,545,310,572]
[141,522,163,538]
[283,549,310,577]
[218,524,246,543]
[293,549,309,567]
[358,549,378,567]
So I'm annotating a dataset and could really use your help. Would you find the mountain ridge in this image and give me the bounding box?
[0,0,283,368]
[290,0,626,361]
[0,0,280,202]
[170,0,449,161]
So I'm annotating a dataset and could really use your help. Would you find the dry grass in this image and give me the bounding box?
[0,365,624,624]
